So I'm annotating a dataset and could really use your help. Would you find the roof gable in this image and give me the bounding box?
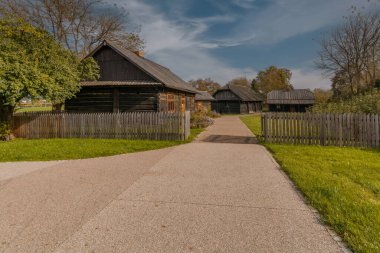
[267,89,315,105]
[216,85,263,102]
[88,40,197,93]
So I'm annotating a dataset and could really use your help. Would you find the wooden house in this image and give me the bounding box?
[65,40,198,113]
[267,89,315,112]
[195,91,215,112]
[212,85,263,114]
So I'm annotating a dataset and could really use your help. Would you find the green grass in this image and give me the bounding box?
[240,115,262,136]
[0,128,204,162]
[15,106,53,113]
[240,115,380,253]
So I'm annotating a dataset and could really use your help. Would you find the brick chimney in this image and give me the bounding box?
[134,51,144,57]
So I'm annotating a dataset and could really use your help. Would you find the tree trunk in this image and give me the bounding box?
[52,103,63,112]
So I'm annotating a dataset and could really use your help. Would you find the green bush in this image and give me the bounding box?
[311,90,380,114]
[0,122,11,141]
[191,111,216,128]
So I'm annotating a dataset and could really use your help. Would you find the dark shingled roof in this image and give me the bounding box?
[195,91,215,101]
[267,89,315,105]
[81,81,161,87]
[217,84,264,102]
[86,40,198,94]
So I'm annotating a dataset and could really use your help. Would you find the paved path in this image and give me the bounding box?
[0,116,345,253]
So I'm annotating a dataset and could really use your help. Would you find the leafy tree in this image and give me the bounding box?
[0,0,144,57]
[226,77,251,87]
[0,18,99,135]
[252,66,293,95]
[189,78,221,94]
[317,11,380,97]
[313,88,333,104]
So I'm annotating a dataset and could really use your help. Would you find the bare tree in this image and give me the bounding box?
[0,0,144,57]
[317,11,380,96]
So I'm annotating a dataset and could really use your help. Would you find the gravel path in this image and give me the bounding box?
[0,116,345,253]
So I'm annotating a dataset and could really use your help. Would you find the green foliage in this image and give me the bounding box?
[253,66,293,95]
[190,111,219,128]
[0,17,99,108]
[189,78,221,94]
[311,90,380,114]
[266,144,380,253]
[0,122,11,140]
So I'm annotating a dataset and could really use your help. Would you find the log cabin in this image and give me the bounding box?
[212,85,263,114]
[267,89,315,112]
[65,40,198,113]
[195,91,215,112]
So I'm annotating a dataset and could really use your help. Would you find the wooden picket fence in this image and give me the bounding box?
[12,111,191,141]
[261,113,380,148]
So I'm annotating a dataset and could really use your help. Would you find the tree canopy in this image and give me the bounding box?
[252,66,293,95]
[0,18,99,124]
[226,77,251,87]
[189,78,221,94]
[317,11,380,98]
[0,0,144,57]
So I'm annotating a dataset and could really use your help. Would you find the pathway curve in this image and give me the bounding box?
[0,116,346,253]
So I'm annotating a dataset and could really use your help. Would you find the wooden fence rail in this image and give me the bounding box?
[261,113,380,148]
[12,111,191,141]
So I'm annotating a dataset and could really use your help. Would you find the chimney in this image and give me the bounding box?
[134,51,144,57]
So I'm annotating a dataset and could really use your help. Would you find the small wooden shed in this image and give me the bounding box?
[267,89,315,112]
[195,91,215,112]
[212,85,263,114]
[65,40,198,113]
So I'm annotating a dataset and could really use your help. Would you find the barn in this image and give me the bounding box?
[195,91,215,112]
[267,89,315,112]
[212,85,263,114]
[65,40,198,113]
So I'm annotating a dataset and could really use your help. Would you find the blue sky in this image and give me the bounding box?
[106,0,378,89]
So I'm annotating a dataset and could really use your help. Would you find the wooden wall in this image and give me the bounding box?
[93,46,155,81]
[213,90,239,100]
[66,86,159,113]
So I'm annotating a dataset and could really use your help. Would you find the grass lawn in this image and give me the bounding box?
[15,106,53,113]
[240,115,380,253]
[240,115,262,137]
[0,128,204,162]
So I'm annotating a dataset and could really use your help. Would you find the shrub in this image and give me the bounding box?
[310,90,380,114]
[0,122,12,141]
[190,111,215,128]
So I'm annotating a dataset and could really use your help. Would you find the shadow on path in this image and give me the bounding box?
[201,135,258,144]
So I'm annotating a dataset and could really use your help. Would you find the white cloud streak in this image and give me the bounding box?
[106,0,365,88]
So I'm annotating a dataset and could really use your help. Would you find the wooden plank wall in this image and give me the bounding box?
[261,113,380,148]
[13,111,191,141]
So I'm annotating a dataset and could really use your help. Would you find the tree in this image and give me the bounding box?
[189,78,221,94]
[0,18,99,136]
[226,77,251,87]
[0,0,144,57]
[252,66,293,95]
[317,11,380,97]
[313,88,333,104]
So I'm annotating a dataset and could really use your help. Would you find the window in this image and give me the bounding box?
[167,94,175,112]
[190,97,195,111]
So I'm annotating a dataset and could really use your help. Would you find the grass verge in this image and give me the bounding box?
[240,115,380,253]
[0,128,204,162]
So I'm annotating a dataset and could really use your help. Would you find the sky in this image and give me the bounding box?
[105,0,378,89]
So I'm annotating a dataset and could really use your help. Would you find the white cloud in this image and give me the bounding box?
[291,69,330,90]
[106,0,253,84]
[231,0,256,9]
[106,0,345,88]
